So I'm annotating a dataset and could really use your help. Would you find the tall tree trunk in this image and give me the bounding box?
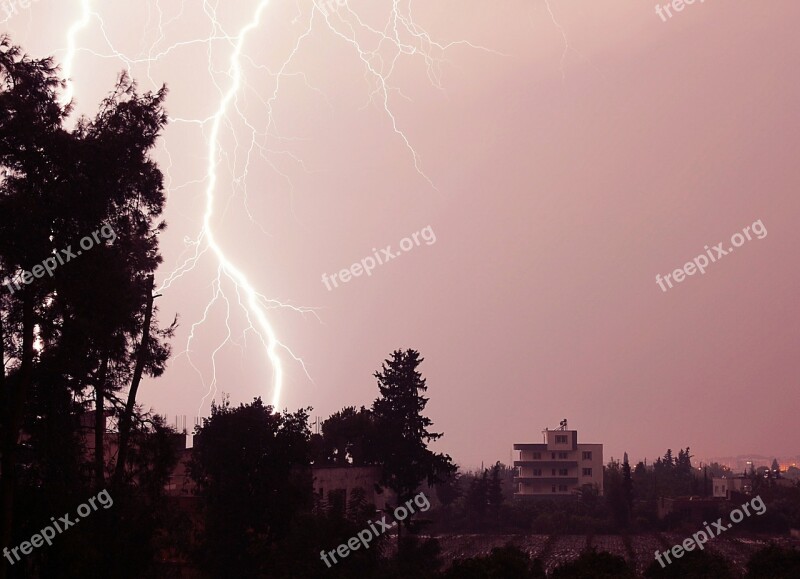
[0,290,35,579]
[113,275,155,490]
[94,356,109,488]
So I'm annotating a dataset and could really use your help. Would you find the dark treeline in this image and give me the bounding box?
[186,348,457,578]
[429,450,800,536]
[0,35,177,579]
[2,37,800,578]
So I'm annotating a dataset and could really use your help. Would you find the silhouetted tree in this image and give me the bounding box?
[190,397,314,576]
[622,452,633,515]
[319,406,379,466]
[488,462,504,514]
[705,462,730,478]
[648,447,695,497]
[0,38,68,571]
[466,469,489,523]
[0,36,175,578]
[371,349,456,536]
[436,469,462,509]
[605,460,629,529]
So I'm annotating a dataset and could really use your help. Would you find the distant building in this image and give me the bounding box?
[713,474,794,499]
[657,496,721,522]
[311,465,439,512]
[76,410,196,497]
[712,475,752,499]
[312,465,389,511]
[513,420,603,498]
[164,446,197,497]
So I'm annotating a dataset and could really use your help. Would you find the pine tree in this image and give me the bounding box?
[0,37,175,576]
[622,452,634,516]
[371,349,456,531]
[488,462,505,512]
[466,469,489,519]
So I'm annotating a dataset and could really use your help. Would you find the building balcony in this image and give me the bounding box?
[514,460,577,468]
[515,476,579,484]
[514,492,579,499]
[513,444,547,451]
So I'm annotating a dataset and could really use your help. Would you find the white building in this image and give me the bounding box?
[712,475,792,499]
[513,420,603,497]
[712,475,752,499]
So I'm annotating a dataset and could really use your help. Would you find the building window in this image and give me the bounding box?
[551,452,556,459]
[582,451,592,460]
[558,468,568,476]
[558,452,568,459]
[551,485,556,493]
[582,468,592,476]
[533,469,542,476]
[558,484,568,492]
[555,435,568,444]
[532,452,541,459]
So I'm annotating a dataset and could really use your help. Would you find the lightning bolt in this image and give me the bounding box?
[541,0,605,82]
[190,1,295,411]
[158,0,318,412]
[60,0,92,106]
[49,0,498,414]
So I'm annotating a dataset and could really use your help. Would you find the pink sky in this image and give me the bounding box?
[7,0,800,468]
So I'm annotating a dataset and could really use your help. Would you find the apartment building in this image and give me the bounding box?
[513,420,603,497]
